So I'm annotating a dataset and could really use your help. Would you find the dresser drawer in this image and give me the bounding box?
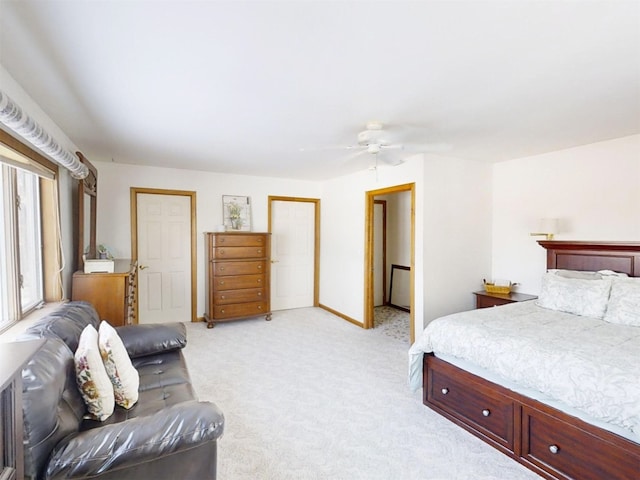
[211,246,267,259]
[209,234,266,248]
[522,406,639,480]
[213,261,266,276]
[213,301,268,319]
[212,274,265,291]
[426,357,514,450]
[213,288,265,305]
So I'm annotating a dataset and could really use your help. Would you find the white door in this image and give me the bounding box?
[137,193,191,323]
[373,201,385,306]
[270,200,315,310]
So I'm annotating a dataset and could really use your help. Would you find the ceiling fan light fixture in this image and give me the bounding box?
[367,144,381,154]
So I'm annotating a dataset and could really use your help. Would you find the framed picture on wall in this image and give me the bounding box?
[222,195,252,231]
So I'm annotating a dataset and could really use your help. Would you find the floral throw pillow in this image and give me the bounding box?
[75,325,115,421]
[98,321,140,409]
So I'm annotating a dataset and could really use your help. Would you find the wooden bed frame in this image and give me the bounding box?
[422,241,640,480]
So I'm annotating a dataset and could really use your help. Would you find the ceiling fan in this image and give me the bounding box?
[302,121,450,169]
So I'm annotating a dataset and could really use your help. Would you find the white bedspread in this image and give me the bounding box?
[408,301,640,440]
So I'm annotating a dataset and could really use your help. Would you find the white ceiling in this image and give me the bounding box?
[1,1,639,181]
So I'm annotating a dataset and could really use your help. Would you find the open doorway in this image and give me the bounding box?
[364,183,415,343]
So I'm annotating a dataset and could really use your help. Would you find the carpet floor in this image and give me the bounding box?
[182,307,542,479]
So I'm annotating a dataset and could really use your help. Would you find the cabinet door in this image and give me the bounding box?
[72,274,127,326]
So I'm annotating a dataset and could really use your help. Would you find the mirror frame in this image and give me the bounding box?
[77,153,97,271]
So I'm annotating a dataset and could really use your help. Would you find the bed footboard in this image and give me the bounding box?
[423,354,640,480]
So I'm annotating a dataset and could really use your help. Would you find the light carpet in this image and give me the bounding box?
[182,307,541,480]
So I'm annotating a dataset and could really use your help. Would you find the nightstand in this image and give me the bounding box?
[473,291,537,309]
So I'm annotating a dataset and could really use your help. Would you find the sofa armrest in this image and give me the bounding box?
[44,401,224,479]
[115,323,186,358]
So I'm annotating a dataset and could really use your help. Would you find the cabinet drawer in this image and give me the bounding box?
[211,246,267,259]
[213,301,268,319]
[213,261,266,276]
[522,406,639,480]
[212,274,265,291]
[427,357,514,450]
[209,234,266,248]
[213,288,265,305]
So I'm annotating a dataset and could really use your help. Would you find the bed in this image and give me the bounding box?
[409,241,640,480]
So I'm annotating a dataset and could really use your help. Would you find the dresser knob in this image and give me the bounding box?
[257,305,262,310]
[257,292,261,296]
[219,281,224,285]
[441,388,449,395]
[257,279,262,283]
[257,265,262,270]
[220,309,225,314]
[219,249,225,255]
[257,249,262,254]
[549,445,559,454]
[221,295,225,299]
[220,266,224,271]
[482,409,490,417]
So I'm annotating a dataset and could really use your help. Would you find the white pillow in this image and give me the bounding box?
[98,321,140,409]
[548,269,628,280]
[75,325,115,421]
[603,277,640,326]
[536,272,612,318]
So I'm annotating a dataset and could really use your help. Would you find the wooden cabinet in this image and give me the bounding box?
[72,259,136,326]
[473,291,537,309]
[204,232,271,328]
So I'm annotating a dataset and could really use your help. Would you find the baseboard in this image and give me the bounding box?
[318,304,364,328]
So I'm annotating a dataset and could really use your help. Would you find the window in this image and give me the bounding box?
[0,130,59,333]
[0,165,44,330]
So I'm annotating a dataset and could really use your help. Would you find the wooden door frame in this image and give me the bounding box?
[373,199,388,306]
[267,196,321,306]
[130,187,197,323]
[364,183,415,343]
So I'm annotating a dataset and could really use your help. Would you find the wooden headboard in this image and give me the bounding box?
[538,241,640,278]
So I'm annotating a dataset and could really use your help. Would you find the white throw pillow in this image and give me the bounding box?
[98,321,140,409]
[536,272,612,318]
[75,325,115,421]
[603,278,640,326]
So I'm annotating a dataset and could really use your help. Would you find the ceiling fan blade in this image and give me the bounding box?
[342,148,368,162]
[403,143,452,153]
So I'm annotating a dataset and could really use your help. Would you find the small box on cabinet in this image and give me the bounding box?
[84,259,114,273]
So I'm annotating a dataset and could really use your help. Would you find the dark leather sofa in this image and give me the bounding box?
[17,301,224,480]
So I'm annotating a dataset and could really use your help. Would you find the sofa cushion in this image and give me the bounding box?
[23,301,100,352]
[116,323,187,358]
[75,325,115,421]
[99,321,139,409]
[21,338,86,480]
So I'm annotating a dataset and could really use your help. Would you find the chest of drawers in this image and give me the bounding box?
[204,232,271,328]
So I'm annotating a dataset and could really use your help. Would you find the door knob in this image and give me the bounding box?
[139,265,149,270]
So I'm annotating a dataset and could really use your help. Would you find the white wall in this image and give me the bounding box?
[0,64,78,298]
[95,160,322,317]
[320,153,493,338]
[320,155,426,327]
[422,155,493,327]
[492,134,640,296]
